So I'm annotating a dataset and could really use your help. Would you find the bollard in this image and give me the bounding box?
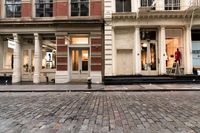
[87,77,92,89]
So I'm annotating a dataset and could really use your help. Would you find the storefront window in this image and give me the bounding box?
[3,40,14,69]
[42,40,56,69]
[166,29,183,68]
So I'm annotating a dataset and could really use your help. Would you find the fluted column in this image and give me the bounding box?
[159,26,166,75]
[135,27,141,75]
[12,33,21,83]
[33,33,41,83]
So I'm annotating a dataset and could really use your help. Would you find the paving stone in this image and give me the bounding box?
[0,91,199,133]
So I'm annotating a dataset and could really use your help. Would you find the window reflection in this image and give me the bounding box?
[36,0,53,17]
[5,0,21,17]
[42,40,56,69]
[71,0,89,16]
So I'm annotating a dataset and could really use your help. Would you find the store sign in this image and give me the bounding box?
[8,40,16,49]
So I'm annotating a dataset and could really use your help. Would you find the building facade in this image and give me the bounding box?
[0,0,103,83]
[104,0,200,77]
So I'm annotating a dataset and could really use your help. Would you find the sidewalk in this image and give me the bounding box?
[0,83,200,92]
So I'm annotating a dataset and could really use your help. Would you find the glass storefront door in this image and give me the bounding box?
[141,41,158,75]
[22,49,34,81]
[71,48,89,80]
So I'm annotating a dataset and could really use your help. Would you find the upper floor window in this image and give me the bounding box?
[116,0,131,12]
[141,0,154,7]
[71,0,89,16]
[165,0,180,10]
[36,0,53,17]
[5,0,21,18]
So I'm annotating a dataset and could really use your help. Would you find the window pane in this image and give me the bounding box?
[124,0,131,12]
[71,3,79,16]
[71,37,89,44]
[82,50,88,71]
[80,2,88,16]
[116,0,123,12]
[6,5,14,17]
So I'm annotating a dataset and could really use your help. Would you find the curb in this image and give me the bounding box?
[0,89,200,92]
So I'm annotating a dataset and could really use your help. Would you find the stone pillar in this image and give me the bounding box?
[33,33,41,83]
[12,33,21,83]
[159,26,166,75]
[134,27,141,75]
[0,37,3,69]
[55,32,69,83]
[185,26,193,74]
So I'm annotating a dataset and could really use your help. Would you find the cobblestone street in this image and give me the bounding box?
[0,91,200,133]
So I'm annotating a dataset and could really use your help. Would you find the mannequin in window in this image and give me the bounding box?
[175,48,181,66]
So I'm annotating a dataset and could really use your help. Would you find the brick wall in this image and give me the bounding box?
[22,2,32,17]
[91,37,102,71]
[56,37,68,71]
[53,2,68,17]
[90,1,102,16]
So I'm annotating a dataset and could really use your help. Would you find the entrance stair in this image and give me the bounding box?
[103,75,200,85]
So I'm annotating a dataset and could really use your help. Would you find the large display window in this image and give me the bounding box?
[166,29,183,68]
[41,40,56,69]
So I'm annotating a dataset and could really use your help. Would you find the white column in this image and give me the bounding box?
[33,33,41,83]
[12,33,21,83]
[134,27,141,75]
[185,26,193,74]
[159,26,166,75]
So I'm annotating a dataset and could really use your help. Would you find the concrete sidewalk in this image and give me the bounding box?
[0,83,200,92]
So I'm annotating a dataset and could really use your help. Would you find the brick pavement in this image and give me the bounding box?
[0,92,200,133]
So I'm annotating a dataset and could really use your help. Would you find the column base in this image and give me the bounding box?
[33,74,40,84]
[90,71,102,83]
[55,71,69,83]
[12,74,21,83]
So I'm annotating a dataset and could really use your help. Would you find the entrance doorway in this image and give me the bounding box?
[22,49,34,81]
[141,41,158,75]
[70,48,89,81]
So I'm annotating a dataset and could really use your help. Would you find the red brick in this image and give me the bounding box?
[57,39,65,45]
[57,65,67,71]
[91,65,102,71]
[90,1,102,16]
[22,3,32,17]
[91,46,102,53]
[57,46,68,52]
[91,38,102,45]
[91,57,102,64]
[53,2,68,17]
[57,57,67,64]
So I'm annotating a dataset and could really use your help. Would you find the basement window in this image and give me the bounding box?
[116,0,131,12]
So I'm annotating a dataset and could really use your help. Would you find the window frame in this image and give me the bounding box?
[141,0,154,7]
[116,0,131,12]
[5,0,21,18]
[35,0,53,17]
[165,0,180,10]
[70,0,90,17]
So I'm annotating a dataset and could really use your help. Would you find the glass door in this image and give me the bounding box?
[71,48,89,80]
[141,41,158,75]
[22,49,34,81]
